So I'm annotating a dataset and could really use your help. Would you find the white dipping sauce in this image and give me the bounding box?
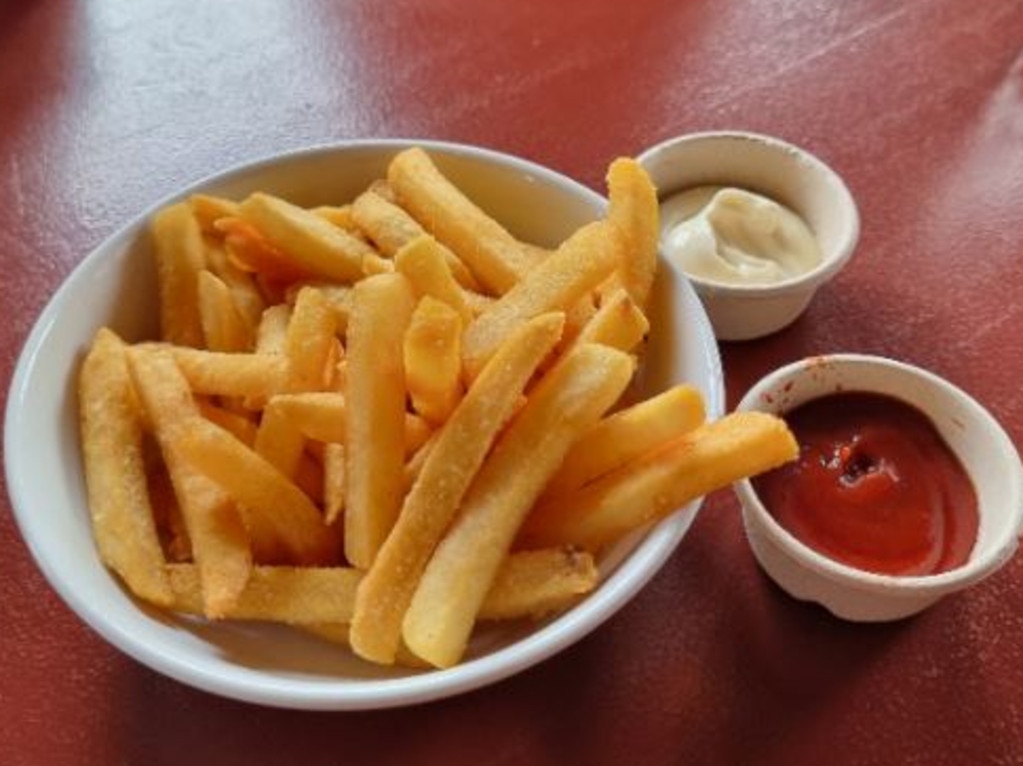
[660,186,822,286]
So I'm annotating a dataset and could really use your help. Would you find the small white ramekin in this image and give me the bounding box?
[637,131,860,341]
[734,354,1023,621]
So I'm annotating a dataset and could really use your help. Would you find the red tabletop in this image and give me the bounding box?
[3,0,1023,763]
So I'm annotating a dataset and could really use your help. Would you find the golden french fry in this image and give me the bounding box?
[256,304,291,355]
[350,312,565,664]
[387,147,532,294]
[351,189,481,291]
[521,412,798,551]
[311,204,360,234]
[402,429,438,492]
[323,443,346,525]
[166,346,291,399]
[362,253,394,276]
[167,564,361,624]
[239,193,374,283]
[344,273,416,568]
[264,392,426,455]
[197,270,253,352]
[606,158,659,310]
[127,348,252,616]
[394,235,473,324]
[169,546,595,626]
[285,282,353,337]
[79,329,173,606]
[190,194,240,235]
[559,294,598,351]
[285,287,336,391]
[216,216,310,284]
[152,202,206,347]
[575,286,649,352]
[477,547,597,620]
[402,343,635,668]
[404,296,464,426]
[254,398,306,480]
[544,384,705,497]
[462,289,496,317]
[175,416,341,565]
[204,240,266,333]
[461,221,623,379]
[350,189,422,255]
[143,434,192,563]
[196,399,259,446]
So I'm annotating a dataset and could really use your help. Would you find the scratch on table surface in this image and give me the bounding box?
[704,3,912,112]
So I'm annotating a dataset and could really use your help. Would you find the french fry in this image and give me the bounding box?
[387,147,532,294]
[362,253,394,276]
[323,443,346,525]
[520,412,799,551]
[285,287,336,391]
[197,270,253,352]
[461,221,623,379]
[402,343,635,668]
[402,429,438,492]
[143,434,192,562]
[285,282,353,337]
[256,304,291,355]
[190,194,240,235]
[216,216,311,283]
[239,193,374,283]
[404,296,464,426]
[128,348,252,616]
[311,204,360,234]
[175,417,341,565]
[350,312,565,664]
[545,384,706,497]
[606,157,659,310]
[254,398,306,480]
[167,564,361,624]
[168,547,597,626]
[351,189,481,291]
[264,392,427,454]
[79,329,173,606]
[477,547,597,620]
[393,235,473,324]
[151,202,206,347]
[196,399,259,446]
[574,286,649,352]
[344,273,416,568]
[204,239,266,332]
[165,346,291,399]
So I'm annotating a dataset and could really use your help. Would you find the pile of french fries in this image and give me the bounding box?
[78,147,797,669]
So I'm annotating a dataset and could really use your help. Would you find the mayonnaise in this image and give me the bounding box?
[659,186,822,285]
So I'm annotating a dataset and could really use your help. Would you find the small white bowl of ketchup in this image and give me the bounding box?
[734,354,1023,621]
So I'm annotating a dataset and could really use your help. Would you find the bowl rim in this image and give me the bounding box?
[734,353,1023,594]
[4,138,725,709]
[637,130,860,298]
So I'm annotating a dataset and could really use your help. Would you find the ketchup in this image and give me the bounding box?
[752,392,978,576]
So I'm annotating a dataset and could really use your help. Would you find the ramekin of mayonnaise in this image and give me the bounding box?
[637,132,859,341]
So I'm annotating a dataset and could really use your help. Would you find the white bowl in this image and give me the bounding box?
[734,354,1023,621]
[4,140,724,709]
[637,131,860,341]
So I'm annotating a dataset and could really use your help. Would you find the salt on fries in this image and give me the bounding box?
[78,148,797,669]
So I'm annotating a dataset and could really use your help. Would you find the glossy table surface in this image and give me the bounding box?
[3,0,1023,763]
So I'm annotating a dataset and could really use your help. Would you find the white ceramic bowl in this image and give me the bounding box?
[734,354,1023,621]
[4,140,724,709]
[637,131,860,341]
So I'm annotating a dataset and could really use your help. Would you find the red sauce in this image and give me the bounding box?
[752,392,978,576]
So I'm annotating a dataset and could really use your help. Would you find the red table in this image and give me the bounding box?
[3,0,1023,763]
